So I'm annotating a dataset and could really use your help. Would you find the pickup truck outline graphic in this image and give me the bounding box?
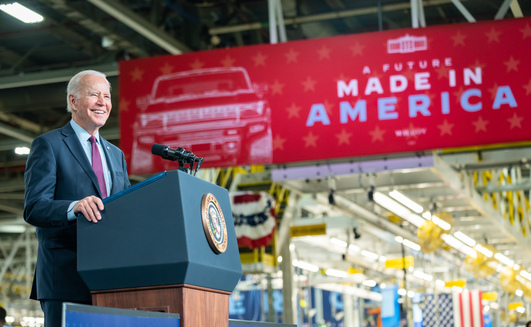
[131,67,272,173]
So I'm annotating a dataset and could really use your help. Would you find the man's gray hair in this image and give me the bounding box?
[66,70,111,112]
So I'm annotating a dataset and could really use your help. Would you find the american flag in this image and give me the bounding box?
[230,192,276,249]
[422,290,484,327]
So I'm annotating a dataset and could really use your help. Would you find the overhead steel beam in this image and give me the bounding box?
[477,180,531,193]
[0,182,24,193]
[87,0,190,55]
[0,201,23,216]
[0,122,36,143]
[37,0,149,57]
[440,147,531,170]
[451,0,476,22]
[0,127,119,152]
[0,112,44,135]
[0,232,25,285]
[0,194,23,200]
[0,63,119,90]
[210,0,468,35]
[272,156,434,181]
[510,0,523,17]
[494,0,513,19]
[434,154,531,254]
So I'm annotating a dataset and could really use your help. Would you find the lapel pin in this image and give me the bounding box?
[107,146,110,150]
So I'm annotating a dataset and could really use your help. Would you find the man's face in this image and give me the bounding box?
[70,74,112,135]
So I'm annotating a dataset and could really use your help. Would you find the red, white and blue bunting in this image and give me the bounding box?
[230,192,277,249]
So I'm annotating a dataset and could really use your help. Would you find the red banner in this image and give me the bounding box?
[119,17,531,173]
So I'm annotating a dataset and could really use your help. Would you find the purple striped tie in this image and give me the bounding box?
[89,136,107,199]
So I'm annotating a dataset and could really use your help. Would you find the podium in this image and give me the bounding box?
[77,170,243,327]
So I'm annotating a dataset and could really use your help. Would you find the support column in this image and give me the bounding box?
[281,242,296,324]
[358,294,365,327]
[417,0,426,27]
[410,0,419,28]
[268,0,287,44]
[314,288,324,325]
[344,294,354,327]
[267,274,274,322]
[353,296,360,327]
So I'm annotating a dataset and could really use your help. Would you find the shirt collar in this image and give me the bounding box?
[70,119,100,143]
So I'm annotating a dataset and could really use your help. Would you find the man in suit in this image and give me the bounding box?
[24,70,131,327]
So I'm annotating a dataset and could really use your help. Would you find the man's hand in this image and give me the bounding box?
[73,195,104,223]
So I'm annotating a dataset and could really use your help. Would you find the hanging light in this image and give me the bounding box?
[0,2,44,23]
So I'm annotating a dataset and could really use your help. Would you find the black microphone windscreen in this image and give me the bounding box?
[151,143,167,156]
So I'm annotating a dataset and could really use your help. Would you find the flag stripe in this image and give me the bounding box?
[460,292,466,327]
[458,290,484,327]
[422,291,484,327]
[453,291,461,327]
[467,292,475,327]
[480,291,485,327]
[231,192,277,249]
[475,291,484,327]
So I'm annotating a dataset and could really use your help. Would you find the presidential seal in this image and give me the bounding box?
[201,193,228,254]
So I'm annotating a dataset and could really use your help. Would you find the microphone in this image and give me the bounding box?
[151,144,204,175]
[151,144,185,161]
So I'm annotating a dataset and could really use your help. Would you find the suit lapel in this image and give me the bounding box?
[61,123,103,198]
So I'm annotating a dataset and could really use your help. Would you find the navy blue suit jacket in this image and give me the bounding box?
[24,122,130,301]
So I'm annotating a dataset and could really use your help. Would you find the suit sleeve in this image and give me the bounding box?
[24,137,72,228]
[120,150,131,190]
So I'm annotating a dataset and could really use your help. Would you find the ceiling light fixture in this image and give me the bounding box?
[325,268,347,278]
[15,146,30,155]
[292,260,319,272]
[454,231,476,247]
[395,236,421,252]
[0,225,26,233]
[0,2,43,23]
[362,280,377,287]
[520,270,531,281]
[441,234,476,257]
[431,215,452,231]
[494,252,514,267]
[402,239,421,251]
[373,192,425,227]
[361,250,379,260]
[388,190,423,213]
[329,238,347,248]
[474,244,493,258]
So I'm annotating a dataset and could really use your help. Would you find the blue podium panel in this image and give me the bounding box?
[63,303,180,327]
[77,170,242,293]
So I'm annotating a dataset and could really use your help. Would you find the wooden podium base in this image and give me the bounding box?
[91,284,230,327]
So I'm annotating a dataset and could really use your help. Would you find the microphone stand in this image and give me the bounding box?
[177,151,203,176]
[151,144,203,175]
